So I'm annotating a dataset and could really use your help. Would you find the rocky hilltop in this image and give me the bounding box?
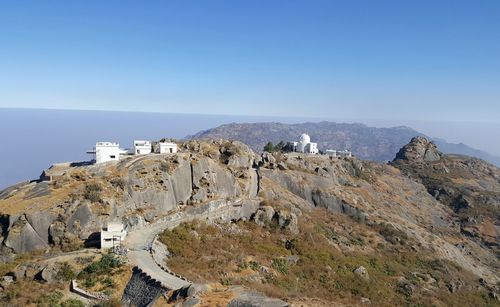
[0,138,498,306]
[391,136,500,251]
[190,121,500,166]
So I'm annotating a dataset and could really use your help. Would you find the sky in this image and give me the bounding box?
[0,0,499,122]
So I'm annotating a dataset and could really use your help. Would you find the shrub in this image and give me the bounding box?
[110,178,125,190]
[102,276,115,288]
[272,258,288,274]
[82,254,123,275]
[248,261,260,271]
[83,183,102,203]
[56,262,76,281]
[83,277,97,288]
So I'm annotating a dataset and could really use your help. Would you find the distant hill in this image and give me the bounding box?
[190,121,500,166]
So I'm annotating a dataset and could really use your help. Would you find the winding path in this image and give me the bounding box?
[124,197,259,290]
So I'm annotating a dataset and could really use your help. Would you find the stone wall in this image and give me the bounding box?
[121,267,167,307]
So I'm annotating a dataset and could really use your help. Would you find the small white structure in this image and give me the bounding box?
[133,140,152,155]
[87,142,127,164]
[326,149,352,158]
[159,142,178,154]
[100,222,127,249]
[288,133,319,154]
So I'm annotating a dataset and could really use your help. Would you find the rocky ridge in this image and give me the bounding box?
[190,121,500,165]
[0,137,498,306]
[391,136,500,252]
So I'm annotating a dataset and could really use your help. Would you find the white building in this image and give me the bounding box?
[288,133,319,154]
[87,142,127,164]
[133,140,152,155]
[100,222,127,249]
[159,142,178,154]
[326,149,352,158]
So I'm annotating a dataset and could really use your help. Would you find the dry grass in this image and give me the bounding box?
[159,207,495,307]
[0,182,75,215]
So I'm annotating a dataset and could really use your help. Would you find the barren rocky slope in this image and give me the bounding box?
[0,138,498,306]
[391,137,500,254]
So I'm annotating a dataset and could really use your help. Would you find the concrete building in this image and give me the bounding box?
[159,142,178,154]
[134,140,152,155]
[288,133,319,154]
[87,142,127,164]
[326,149,352,158]
[100,222,127,249]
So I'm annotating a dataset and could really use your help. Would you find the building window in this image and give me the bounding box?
[110,155,116,159]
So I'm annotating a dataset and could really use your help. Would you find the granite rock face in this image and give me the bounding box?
[0,139,258,255]
[393,136,442,163]
[4,215,49,254]
[391,137,500,251]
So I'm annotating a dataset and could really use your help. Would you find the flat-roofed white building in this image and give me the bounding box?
[326,149,352,158]
[159,142,178,154]
[134,140,152,155]
[100,221,127,249]
[87,142,127,164]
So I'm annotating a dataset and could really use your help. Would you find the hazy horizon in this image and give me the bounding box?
[1,108,499,190]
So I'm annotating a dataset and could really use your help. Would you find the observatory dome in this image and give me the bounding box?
[299,133,311,144]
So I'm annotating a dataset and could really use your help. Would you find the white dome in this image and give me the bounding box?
[299,133,311,144]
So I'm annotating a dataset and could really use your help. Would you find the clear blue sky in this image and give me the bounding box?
[0,0,499,122]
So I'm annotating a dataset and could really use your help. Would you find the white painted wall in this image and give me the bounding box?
[159,142,178,154]
[306,142,319,154]
[100,222,127,249]
[94,142,122,164]
[134,140,152,155]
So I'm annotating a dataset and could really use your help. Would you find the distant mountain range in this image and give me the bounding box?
[190,121,500,166]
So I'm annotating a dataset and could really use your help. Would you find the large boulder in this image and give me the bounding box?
[353,266,370,281]
[253,206,275,227]
[276,210,298,235]
[4,215,49,253]
[393,136,441,163]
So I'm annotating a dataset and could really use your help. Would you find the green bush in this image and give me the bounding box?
[272,258,288,274]
[248,261,260,271]
[56,262,76,281]
[83,277,97,288]
[82,254,122,275]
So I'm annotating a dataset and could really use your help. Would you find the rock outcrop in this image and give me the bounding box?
[0,139,258,255]
[393,136,442,162]
[391,137,500,252]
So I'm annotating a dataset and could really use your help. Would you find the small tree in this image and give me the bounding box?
[274,141,285,152]
[263,142,274,152]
